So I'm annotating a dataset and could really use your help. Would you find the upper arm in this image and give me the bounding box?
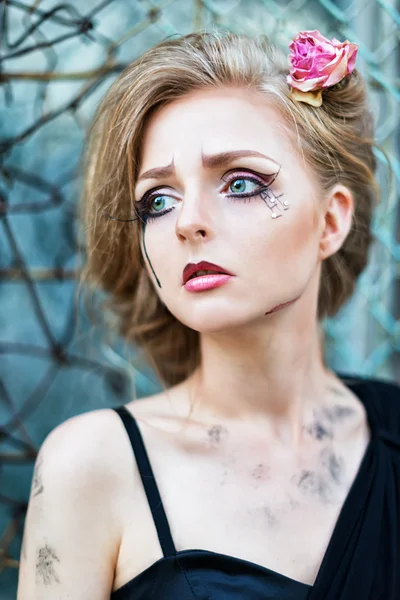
[17,410,122,600]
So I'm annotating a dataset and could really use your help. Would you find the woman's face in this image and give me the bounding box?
[134,87,325,333]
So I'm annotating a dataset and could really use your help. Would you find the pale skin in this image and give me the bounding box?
[17,86,371,598]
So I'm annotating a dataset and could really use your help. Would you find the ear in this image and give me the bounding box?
[319,184,354,261]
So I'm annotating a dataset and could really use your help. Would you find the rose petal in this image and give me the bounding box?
[299,30,334,52]
[296,30,329,45]
[320,48,342,70]
[307,55,334,79]
[323,50,349,87]
[347,43,358,72]
[291,66,313,76]
[287,73,328,91]
[292,57,313,70]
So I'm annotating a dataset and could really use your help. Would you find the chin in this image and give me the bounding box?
[172,306,264,335]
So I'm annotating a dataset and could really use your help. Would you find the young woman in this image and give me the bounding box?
[17,30,400,599]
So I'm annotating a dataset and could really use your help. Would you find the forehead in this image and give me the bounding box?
[139,87,294,168]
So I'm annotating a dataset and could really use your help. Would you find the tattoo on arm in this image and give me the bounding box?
[31,455,44,499]
[36,544,60,585]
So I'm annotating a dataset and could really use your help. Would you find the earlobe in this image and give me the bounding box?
[319,185,354,261]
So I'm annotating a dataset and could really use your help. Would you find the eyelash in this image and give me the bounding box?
[134,170,279,224]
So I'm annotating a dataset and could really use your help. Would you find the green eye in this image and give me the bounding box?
[229,178,258,194]
[151,196,167,212]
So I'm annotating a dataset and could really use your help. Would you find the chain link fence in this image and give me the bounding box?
[0,0,399,596]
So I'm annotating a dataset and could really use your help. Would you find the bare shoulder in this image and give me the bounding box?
[18,408,140,599]
[37,407,136,486]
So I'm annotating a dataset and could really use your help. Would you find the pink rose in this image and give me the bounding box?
[287,30,358,93]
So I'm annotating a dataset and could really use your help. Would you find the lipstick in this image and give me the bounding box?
[182,261,234,293]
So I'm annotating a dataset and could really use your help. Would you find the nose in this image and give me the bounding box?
[175,191,215,244]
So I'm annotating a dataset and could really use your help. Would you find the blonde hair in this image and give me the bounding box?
[80,30,379,387]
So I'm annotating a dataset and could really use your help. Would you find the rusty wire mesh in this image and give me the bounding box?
[0,0,399,596]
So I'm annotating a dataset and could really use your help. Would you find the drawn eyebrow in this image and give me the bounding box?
[202,150,280,170]
[136,150,280,183]
[137,161,175,183]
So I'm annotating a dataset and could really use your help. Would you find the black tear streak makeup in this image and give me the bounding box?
[101,210,162,288]
[142,223,161,288]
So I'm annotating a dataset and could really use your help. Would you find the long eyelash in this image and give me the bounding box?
[135,193,174,223]
[101,194,168,224]
[101,210,140,223]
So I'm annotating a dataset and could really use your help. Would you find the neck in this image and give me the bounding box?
[184,287,337,448]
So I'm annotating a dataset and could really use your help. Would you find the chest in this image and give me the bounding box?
[170,438,367,581]
[118,417,370,587]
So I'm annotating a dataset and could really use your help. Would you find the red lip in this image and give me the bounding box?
[182,261,233,284]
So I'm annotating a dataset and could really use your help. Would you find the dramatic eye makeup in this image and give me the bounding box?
[134,167,281,223]
[222,168,279,200]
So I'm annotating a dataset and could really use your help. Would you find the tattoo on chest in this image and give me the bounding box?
[304,421,333,441]
[293,448,345,503]
[207,425,229,446]
[252,463,270,480]
[304,389,357,443]
[36,544,60,585]
[251,463,271,486]
[262,505,278,526]
[322,404,356,423]
[322,449,343,484]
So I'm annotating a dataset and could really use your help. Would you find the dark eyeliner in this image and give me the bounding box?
[223,169,280,200]
[135,188,175,222]
[135,167,281,221]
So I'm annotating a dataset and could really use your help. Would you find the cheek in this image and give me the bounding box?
[229,203,320,283]
[140,198,320,295]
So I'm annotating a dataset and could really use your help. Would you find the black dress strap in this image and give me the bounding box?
[113,405,177,557]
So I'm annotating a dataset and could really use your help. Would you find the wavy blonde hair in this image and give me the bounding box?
[79,31,379,387]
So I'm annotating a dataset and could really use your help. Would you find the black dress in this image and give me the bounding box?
[110,373,400,599]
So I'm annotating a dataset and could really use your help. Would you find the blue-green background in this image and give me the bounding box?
[0,0,399,597]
